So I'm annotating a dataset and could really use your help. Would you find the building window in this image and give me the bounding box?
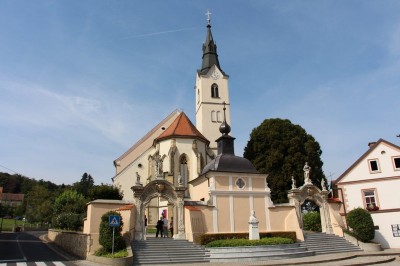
[211,111,217,122]
[393,157,400,170]
[211,83,219,98]
[362,189,379,211]
[235,178,246,189]
[216,111,222,122]
[391,224,400,237]
[368,159,380,173]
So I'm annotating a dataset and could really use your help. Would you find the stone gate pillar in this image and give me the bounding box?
[132,184,145,240]
[174,188,186,239]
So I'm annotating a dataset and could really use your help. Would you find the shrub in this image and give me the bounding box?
[199,231,297,245]
[98,211,126,253]
[303,211,321,232]
[205,237,294,247]
[95,247,128,258]
[53,212,84,231]
[347,208,375,242]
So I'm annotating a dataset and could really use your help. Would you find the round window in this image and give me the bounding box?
[235,178,246,189]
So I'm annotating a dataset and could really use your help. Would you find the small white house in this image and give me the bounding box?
[334,139,400,248]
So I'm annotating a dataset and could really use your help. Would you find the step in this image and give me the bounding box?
[132,238,210,265]
[303,232,362,255]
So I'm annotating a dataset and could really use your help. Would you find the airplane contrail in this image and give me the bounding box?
[123,26,202,39]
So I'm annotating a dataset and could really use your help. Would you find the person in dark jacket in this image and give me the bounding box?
[156,216,164,238]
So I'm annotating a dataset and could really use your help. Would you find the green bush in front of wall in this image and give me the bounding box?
[98,211,126,253]
[346,207,375,242]
[205,237,294,247]
[199,231,297,245]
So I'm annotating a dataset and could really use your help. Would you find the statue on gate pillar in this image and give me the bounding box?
[303,162,312,185]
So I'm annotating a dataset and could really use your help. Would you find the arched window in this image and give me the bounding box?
[211,111,217,122]
[211,83,219,98]
[180,155,188,181]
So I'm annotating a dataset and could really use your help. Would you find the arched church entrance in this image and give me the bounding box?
[301,199,321,232]
[288,183,333,234]
[131,179,187,240]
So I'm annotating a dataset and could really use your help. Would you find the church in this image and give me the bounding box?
[83,16,342,250]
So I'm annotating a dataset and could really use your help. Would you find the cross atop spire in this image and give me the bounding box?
[206,10,212,25]
[219,101,231,136]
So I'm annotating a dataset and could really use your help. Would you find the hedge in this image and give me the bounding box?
[205,237,294,247]
[199,231,297,245]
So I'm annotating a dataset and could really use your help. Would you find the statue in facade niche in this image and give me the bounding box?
[178,174,183,186]
[154,154,163,176]
[136,172,140,181]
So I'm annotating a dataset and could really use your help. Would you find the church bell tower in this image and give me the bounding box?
[195,12,231,154]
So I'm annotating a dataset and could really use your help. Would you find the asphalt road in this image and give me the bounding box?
[0,231,76,265]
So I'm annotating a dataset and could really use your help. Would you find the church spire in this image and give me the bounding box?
[200,11,224,75]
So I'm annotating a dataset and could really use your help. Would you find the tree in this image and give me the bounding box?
[88,184,123,201]
[53,190,87,230]
[347,208,375,242]
[244,118,326,203]
[25,185,55,224]
[303,212,322,232]
[73,172,94,198]
[53,190,86,216]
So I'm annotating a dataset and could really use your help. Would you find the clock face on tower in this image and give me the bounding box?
[211,70,220,80]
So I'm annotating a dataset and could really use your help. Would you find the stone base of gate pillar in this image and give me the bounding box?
[135,231,144,241]
[173,233,186,240]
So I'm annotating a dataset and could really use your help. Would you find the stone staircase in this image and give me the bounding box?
[207,243,315,262]
[302,232,362,255]
[132,237,210,265]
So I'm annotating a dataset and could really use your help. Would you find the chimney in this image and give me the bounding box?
[368,142,377,148]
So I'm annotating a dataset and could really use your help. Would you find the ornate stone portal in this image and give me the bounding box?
[131,179,187,240]
[288,183,333,234]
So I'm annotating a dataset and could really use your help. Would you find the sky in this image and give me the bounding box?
[1,1,399,186]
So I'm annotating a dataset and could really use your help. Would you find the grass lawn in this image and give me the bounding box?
[0,218,46,232]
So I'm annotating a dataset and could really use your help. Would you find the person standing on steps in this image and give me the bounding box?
[156,216,164,238]
[169,217,174,237]
[162,216,169,238]
[144,215,148,235]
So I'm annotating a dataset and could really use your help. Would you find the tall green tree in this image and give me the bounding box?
[73,172,94,198]
[244,118,326,203]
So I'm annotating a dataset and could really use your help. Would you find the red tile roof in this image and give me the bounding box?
[185,206,200,211]
[0,193,24,202]
[155,112,209,144]
[116,204,134,211]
